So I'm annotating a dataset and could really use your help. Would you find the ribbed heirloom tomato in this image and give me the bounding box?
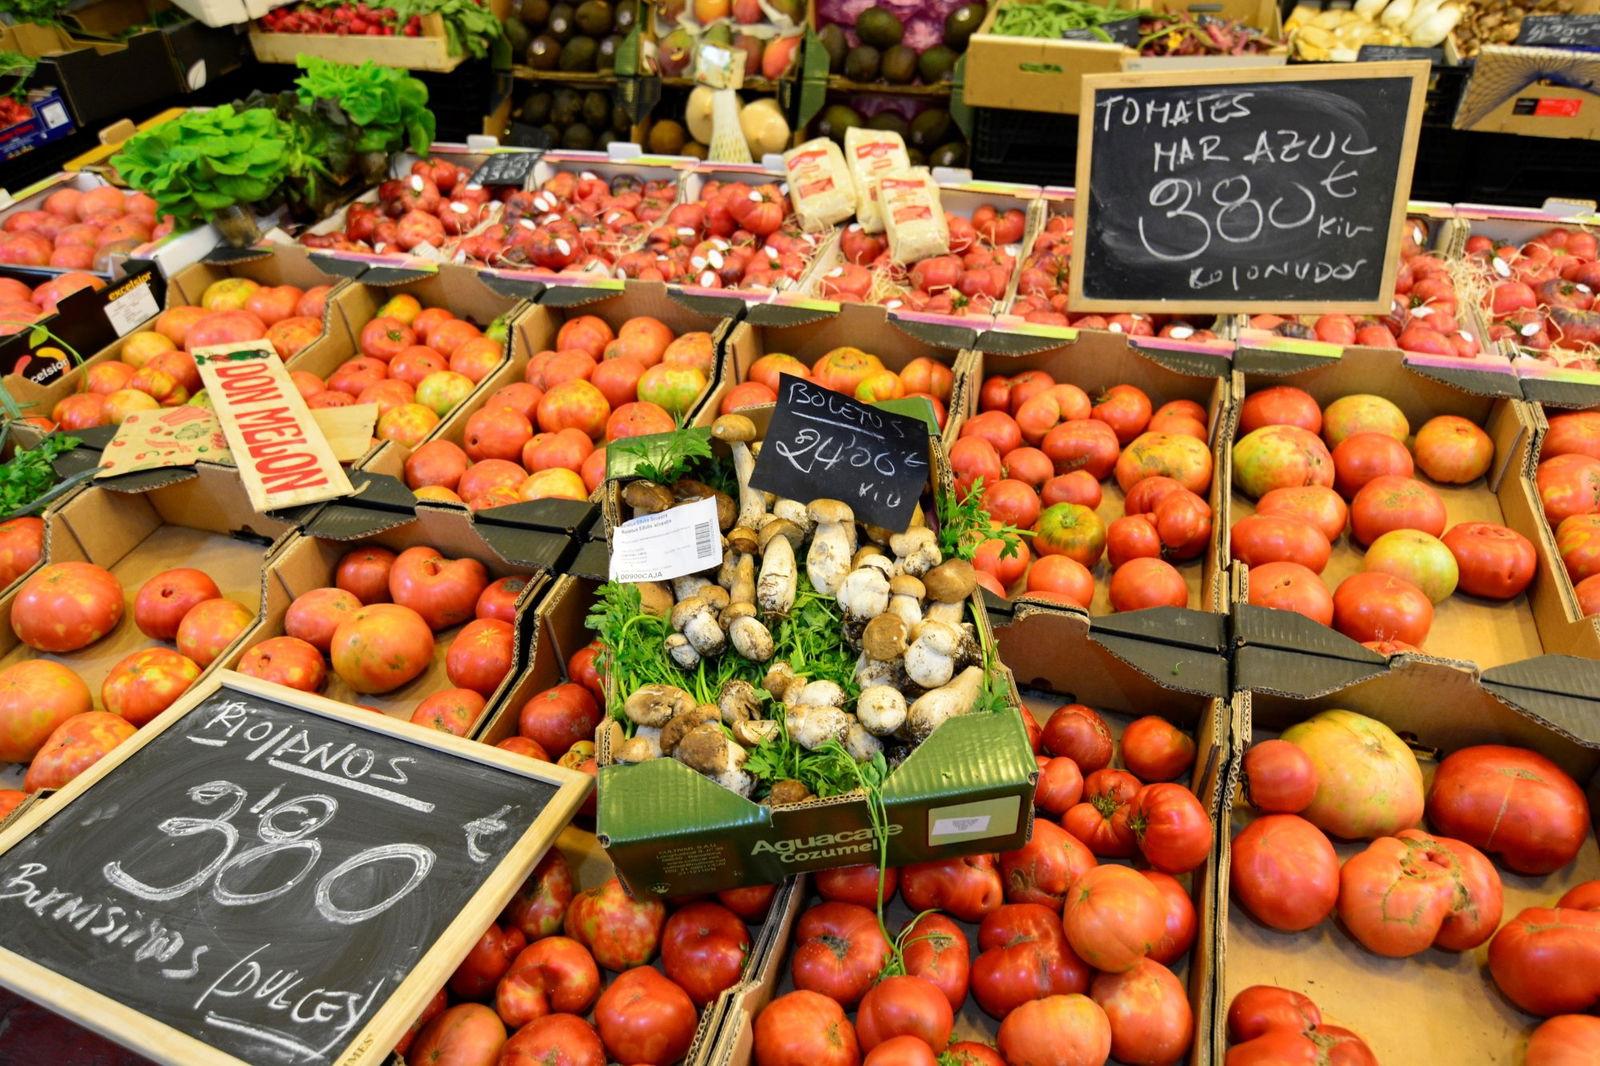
[856,975,953,1052]
[900,914,969,1012]
[900,854,1004,923]
[999,818,1097,908]
[1336,829,1503,957]
[791,901,890,1007]
[1062,864,1166,973]
[971,903,1088,1019]
[1230,814,1339,932]
[1065,769,1140,858]
[1427,745,1590,875]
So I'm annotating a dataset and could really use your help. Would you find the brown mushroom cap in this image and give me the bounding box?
[852,545,887,569]
[890,574,926,599]
[863,614,909,659]
[923,558,979,603]
[759,518,804,551]
[728,526,759,554]
[809,498,853,524]
[767,779,815,807]
[712,414,757,444]
[637,581,675,617]
[700,585,732,611]
[863,523,895,546]
[622,480,675,514]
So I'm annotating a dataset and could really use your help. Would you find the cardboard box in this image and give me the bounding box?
[1217,649,1600,1063]
[1455,43,1600,140]
[706,601,1228,1066]
[695,301,967,436]
[0,90,76,164]
[595,406,1039,896]
[0,461,295,789]
[957,331,1234,635]
[1228,350,1581,676]
[69,0,248,91]
[0,23,180,127]
[358,280,726,533]
[0,171,119,281]
[1510,402,1600,663]
[964,0,1287,116]
[249,12,464,72]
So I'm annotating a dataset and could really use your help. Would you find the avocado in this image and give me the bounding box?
[574,0,612,34]
[612,103,632,134]
[767,0,803,20]
[526,34,561,68]
[596,131,616,150]
[562,123,596,150]
[519,90,554,124]
[917,44,957,83]
[856,7,904,48]
[597,33,621,68]
[906,146,926,166]
[521,0,550,27]
[551,88,583,126]
[546,2,575,40]
[582,90,610,127]
[539,123,562,145]
[867,111,910,137]
[944,3,985,50]
[503,17,532,54]
[881,44,916,83]
[613,1,636,32]
[842,44,881,82]
[816,103,862,144]
[818,23,848,71]
[929,141,967,167]
[559,36,599,70]
[909,107,950,148]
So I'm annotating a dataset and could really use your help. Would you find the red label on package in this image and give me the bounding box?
[1536,97,1583,117]
[790,149,826,166]
[893,205,933,223]
[855,142,895,159]
[798,177,835,197]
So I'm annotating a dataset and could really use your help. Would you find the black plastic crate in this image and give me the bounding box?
[971,106,1080,187]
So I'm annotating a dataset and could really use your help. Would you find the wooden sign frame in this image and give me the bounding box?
[1069,61,1429,315]
[0,670,593,1066]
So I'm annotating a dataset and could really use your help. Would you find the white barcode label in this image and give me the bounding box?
[930,815,992,839]
[40,102,68,129]
[609,494,724,583]
[104,281,160,336]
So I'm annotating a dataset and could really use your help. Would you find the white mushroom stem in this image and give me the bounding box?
[666,633,701,669]
[758,534,797,616]
[905,667,985,744]
[837,564,891,621]
[925,600,965,626]
[845,721,883,762]
[730,441,767,530]
[858,685,908,736]
[795,680,848,707]
[905,620,962,689]
[806,500,854,596]
[890,527,941,577]
[787,704,852,750]
[773,498,813,539]
[729,553,756,606]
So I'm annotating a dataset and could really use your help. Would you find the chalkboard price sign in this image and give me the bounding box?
[0,672,589,1066]
[749,376,931,531]
[469,149,542,188]
[1517,13,1600,50]
[1071,63,1429,314]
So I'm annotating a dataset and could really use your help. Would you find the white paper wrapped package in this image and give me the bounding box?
[843,127,911,234]
[782,138,856,233]
[877,169,950,265]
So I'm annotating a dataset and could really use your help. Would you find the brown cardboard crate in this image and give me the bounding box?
[248,12,463,72]
[1512,402,1600,662]
[224,507,547,732]
[956,331,1234,622]
[0,461,295,788]
[1219,649,1600,1063]
[1227,348,1586,674]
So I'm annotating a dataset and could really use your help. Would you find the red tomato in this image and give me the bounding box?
[960,410,1023,456]
[1337,829,1502,957]
[1109,558,1188,611]
[999,818,1097,907]
[1426,744,1589,875]
[1106,514,1162,568]
[1242,739,1317,813]
[1124,476,1187,516]
[563,878,665,972]
[1024,555,1094,608]
[449,921,526,999]
[791,902,891,1007]
[1033,502,1105,566]
[900,854,1004,924]
[1441,522,1537,600]
[1064,769,1141,859]
[1528,1015,1600,1066]
[1559,513,1600,583]
[1130,783,1212,874]
[900,913,970,1012]
[1230,514,1332,573]
[1226,985,1320,1042]
[11,562,123,653]
[498,1014,604,1066]
[494,936,601,1027]
[1062,864,1166,973]
[1545,411,1600,461]
[1041,470,1102,509]
[410,1003,506,1066]
[1332,432,1415,498]
[1578,573,1600,616]
[1003,446,1054,489]
[1153,489,1212,561]
[1041,419,1121,481]
[594,967,697,1066]
[1414,414,1494,484]
[944,1042,1004,1066]
[1332,572,1434,646]
[1349,475,1446,545]
[1246,561,1334,625]
[503,849,575,941]
[980,478,1041,530]
[1489,906,1600,1016]
[1256,486,1348,542]
[1229,814,1339,931]
[949,437,1003,497]
[1141,870,1197,965]
[1041,704,1113,771]
[816,864,898,909]
[997,995,1111,1066]
[1035,756,1085,816]
[661,901,750,1006]
[863,1036,937,1066]
[1538,453,1600,526]
[716,883,778,921]
[971,903,1089,1019]
[1090,959,1194,1066]
[1239,387,1321,436]
[973,536,1030,589]
[1091,384,1153,445]
[24,712,135,793]
[856,976,954,1052]
[754,991,860,1066]
[1121,716,1196,782]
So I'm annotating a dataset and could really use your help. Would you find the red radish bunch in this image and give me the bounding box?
[617,179,822,292]
[1467,224,1600,364]
[1008,214,1217,340]
[0,186,174,271]
[402,315,712,509]
[959,372,1214,613]
[457,170,676,274]
[302,158,489,256]
[257,2,424,35]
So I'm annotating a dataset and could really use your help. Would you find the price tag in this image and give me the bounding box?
[103,278,160,336]
[468,151,541,189]
[609,494,724,583]
[1517,14,1600,50]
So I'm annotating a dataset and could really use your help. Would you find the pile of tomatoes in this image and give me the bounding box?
[718,345,954,425]
[401,314,715,508]
[955,371,1215,612]
[0,270,103,339]
[303,158,495,257]
[458,170,678,275]
[394,843,779,1064]
[0,562,260,807]
[1224,986,1376,1063]
[1231,386,1537,651]
[754,703,1211,1066]
[1230,708,1600,1060]
[1533,408,1600,614]
[1469,224,1600,364]
[618,179,823,292]
[819,204,1024,318]
[1005,213,1216,339]
[1247,220,1483,360]
[0,185,173,272]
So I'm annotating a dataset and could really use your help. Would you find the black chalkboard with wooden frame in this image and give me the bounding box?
[1070,62,1429,315]
[0,671,591,1066]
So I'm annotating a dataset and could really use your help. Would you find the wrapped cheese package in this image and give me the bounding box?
[782,138,856,233]
[843,127,911,234]
[877,169,950,264]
